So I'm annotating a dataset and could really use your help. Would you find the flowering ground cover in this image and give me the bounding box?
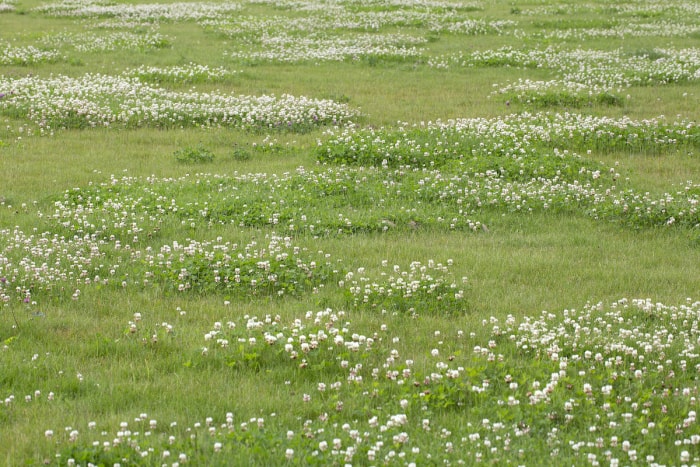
[39,30,171,53]
[0,73,357,132]
[1,0,700,465]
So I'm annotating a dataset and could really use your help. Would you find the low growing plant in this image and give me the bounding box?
[173,144,215,164]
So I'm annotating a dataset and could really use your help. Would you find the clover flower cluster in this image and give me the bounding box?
[538,21,700,40]
[430,46,700,98]
[519,0,700,18]
[41,169,486,238]
[0,73,358,132]
[318,112,700,168]
[489,79,620,109]
[122,63,240,84]
[2,185,483,306]
[441,112,700,155]
[342,260,467,314]
[33,0,242,22]
[201,15,337,38]
[44,408,434,465]
[200,308,372,369]
[0,217,339,304]
[27,0,520,67]
[0,43,62,66]
[141,234,338,297]
[462,298,700,463]
[249,0,480,11]
[203,4,494,35]
[0,0,14,13]
[225,32,425,63]
[436,18,516,35]
[508,298,700,361]
[39,30,170,53]
[36,116,699,234]
[10,112,694,240]
[30,0,496,37]
[31,298,700,465]
[207,7,516,63]
[427,46,551,69]
[556,48,700,89]
[3,162,692,308]
[26,0,698,56]
[0,226,104,306]
[314,114,699,228]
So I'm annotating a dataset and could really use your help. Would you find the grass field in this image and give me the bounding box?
[1,0,700,465]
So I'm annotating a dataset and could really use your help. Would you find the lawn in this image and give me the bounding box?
[1,0,700,465]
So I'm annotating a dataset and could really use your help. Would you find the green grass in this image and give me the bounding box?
[2,0,700,464]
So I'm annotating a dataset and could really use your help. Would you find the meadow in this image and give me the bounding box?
[1,0,700,464]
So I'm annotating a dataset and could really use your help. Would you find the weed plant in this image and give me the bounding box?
[173,144,215,164]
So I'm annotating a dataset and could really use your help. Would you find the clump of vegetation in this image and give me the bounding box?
[174,144,215,164]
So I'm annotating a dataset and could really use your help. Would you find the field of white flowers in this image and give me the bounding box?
[1,0,700,465]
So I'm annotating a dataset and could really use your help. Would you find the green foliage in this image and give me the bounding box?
[501,89,624,108]
[230,145,252,161]
[173,144,215,164]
